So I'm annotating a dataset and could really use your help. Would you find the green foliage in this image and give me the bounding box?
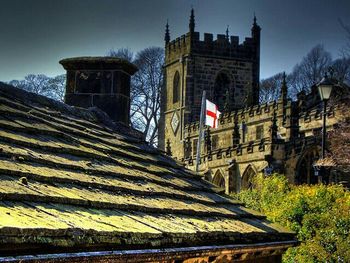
[232,174,350,262]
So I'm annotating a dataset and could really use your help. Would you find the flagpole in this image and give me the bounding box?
[195,90,206,174]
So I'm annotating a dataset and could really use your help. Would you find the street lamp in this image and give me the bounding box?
[317,73,333,183]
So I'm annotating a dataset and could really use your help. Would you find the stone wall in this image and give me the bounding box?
[160,22,260,154]
[160,14,348,193]
[187,56,254,119]
[163,56,189,158]
[182,100,291,193]
[180,95,347,193]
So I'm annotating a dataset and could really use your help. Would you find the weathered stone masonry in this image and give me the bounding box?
[159,9,260,158]
[159,10,349,194]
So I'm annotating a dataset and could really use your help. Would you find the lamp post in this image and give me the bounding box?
[317,73,333,183]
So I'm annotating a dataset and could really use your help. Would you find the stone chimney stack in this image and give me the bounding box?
[59,57,138,125]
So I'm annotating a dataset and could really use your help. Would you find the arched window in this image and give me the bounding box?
[173,71,180,103]
[212,170,225,189]
[242,165,257,190]
[228,163,239,193]
[214,72,231,111]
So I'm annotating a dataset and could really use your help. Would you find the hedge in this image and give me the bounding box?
[232,174,350,262]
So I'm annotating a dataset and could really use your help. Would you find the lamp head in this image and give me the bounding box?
[317,73,333,100]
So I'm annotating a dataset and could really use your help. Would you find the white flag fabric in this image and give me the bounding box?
[205,99,221,128]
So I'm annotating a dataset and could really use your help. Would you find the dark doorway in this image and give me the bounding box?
[296,149,319,185]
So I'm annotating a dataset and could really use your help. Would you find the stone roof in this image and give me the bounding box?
[0,82,296,256]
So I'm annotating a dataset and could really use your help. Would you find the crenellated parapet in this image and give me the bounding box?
[298,103,338,138]
[161,9,350,193]
[183,99,293,167]
[165,33,192,63]
[161,9,265,182]
[185,99,292,136]
[165,31,258,64]
[164,9,259,66]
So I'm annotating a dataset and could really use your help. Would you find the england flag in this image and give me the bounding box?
[205,99,221,128]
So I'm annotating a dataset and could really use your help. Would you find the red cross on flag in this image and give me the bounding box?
[205,99,221,128]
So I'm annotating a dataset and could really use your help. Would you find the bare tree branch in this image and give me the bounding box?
[288,44,332,99]
[108,47,164,146]
[8,74,66,102]
[259,72,284,103]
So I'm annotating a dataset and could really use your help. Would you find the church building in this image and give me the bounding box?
[159,9,349,194]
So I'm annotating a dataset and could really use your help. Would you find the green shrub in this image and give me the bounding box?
[232,174,350,262]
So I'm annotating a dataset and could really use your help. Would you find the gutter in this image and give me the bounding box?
[0,240,298,262]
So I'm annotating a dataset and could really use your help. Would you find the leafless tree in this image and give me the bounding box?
[259,72,285,103]
[339,18,350,58]
[107,48,134,62]
[320,93,350,168]
[131,47,164,146]
[17,74,50,94]
[8,74,66,102]
[108,47,164,146]
[332,57,350,83]
[288,44,332,98]
[47,74,66,101]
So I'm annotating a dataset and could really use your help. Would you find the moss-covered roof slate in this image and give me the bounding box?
[0,82,296,255]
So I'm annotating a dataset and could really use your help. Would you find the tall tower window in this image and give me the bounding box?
[212,135,219,150]
[242,122,247,143]
[193,139,198,156]
[214,72,231,111]
[173,71,180,103]
[256,125,264,140]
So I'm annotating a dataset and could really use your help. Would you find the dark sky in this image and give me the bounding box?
[0,0,349,81]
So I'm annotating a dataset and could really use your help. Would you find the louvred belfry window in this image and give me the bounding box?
[214,72,231,111]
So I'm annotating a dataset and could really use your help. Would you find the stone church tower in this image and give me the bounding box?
[158,10,349,193]
[159,9,261,157]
